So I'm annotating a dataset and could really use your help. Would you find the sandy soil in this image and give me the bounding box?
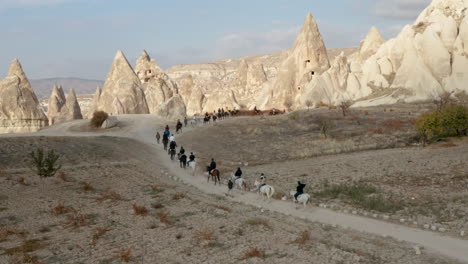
[0,112,466,263]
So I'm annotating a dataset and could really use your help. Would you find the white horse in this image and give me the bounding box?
[289,190,311,208]
[231,173,247,191]
[254,180,275,200]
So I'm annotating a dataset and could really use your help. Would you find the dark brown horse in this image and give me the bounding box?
[176,123,183,134]
[162,137,169,150]
[206,166,221,185]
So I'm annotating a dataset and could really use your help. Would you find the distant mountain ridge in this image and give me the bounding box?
[30,78,103,98]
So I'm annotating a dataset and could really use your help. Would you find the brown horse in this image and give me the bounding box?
[162,137,169,150]
[176,123,183,134]
[206,166,221,185]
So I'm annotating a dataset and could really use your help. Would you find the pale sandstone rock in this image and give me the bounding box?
[95,50,149,115]
[0,59,48,133]
[47,84,66,124]
[157,95,186,120]
[359,26,385,61]
[56,88,83,123]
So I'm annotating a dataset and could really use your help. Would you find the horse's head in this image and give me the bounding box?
[254,180,260,187]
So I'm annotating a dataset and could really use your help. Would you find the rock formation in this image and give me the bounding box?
[358,26,385,61]
[157,95,187,120]
[87,86,101,118]
[56,88,83,123]
[134,50,180,114]
[47,84,66,125]
[94,50,149,115]
[0,59,48,133]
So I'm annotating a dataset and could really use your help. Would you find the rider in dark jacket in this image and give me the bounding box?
[294,181,306,201]
[234,168,242,179]
[188,152,195,165]
[179,153,187,168]
[179,147,185,154]
[209,159,216,172]
[169,141,177,150]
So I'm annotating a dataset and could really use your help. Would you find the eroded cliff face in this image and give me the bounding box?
[0,59,48,133]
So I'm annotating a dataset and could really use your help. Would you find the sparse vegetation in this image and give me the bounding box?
[151,202,164,209]
[65,209,90,229]
[133,204,148,216]
[57,171,74,182]
[433,91,454,111]
[51,203,73,216]
[92,226,112,245]
[290,230,311,246]
[17,176,28,186]
[245,218,272,230]
[194,229,216,246]
[315,183,402,213]
[156,211,172,225]
[305,100,313,111]
[210,204,232,212]
[90,111,109,128]
[339,100,352,116]
[80,181,95,192]
[30,147,61,178]
[172,192,186,200]
[96,191,124,202]
[240,248,265,260]
[416,105,468,142]
[113,248,131,262]
[318,119,333,139]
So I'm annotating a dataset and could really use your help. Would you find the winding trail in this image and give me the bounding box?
[6,115,468,263]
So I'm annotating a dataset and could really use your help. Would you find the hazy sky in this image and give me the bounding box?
[0,0,431,80]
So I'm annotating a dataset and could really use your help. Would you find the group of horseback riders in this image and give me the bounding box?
[156,119,306,201]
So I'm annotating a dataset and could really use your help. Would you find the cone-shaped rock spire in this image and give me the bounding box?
[359,26,385,61]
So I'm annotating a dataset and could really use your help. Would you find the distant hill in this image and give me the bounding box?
[30,78,103,99]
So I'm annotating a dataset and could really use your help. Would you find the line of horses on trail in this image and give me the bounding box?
[188,108,285,127]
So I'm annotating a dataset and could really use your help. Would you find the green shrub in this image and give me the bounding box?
[30,148,61,178]
[90,111,109,128]
[416,105,467,141]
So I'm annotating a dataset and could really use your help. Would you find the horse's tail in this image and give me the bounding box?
[268,187,275,199]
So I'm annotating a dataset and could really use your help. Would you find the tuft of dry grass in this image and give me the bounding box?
[151,202,164,209]
[80,181,95,192]
[210,204,232,212]
[92,226,112,245]
[57,171,75,182]
[172,192,186,200]
[96,191,124,202]
[17,177,28,186]
[194,229,217,247]
[369,128,384,134]
[156,211,172,225]
[0,228,26,242]
[65,209,90,229]
[113,248,131,262]
[290,230,311,246]
[240,248,265,260]
[381,119,403,131]
[133,204,148,216]
[245,218,272,230]
[51,203,73,216]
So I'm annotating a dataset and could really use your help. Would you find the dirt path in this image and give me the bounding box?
[9,115,468,263]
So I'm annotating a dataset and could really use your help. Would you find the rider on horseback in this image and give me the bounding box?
[188,152,195,165]
[209,158,216,174]
[169,134,175,142]
[234,167,242,179]
[256,173,266,191]
[294,181,306,201]
[179,146,185,155]
[169,140,177,150]
[179,153,187,168]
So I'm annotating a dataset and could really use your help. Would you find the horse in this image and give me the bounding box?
[203,116,211,124]
[162,137,169,151]
[176,123,183,134]
[206,166,221,185]
[231,173,247,191]
[169,148,176,160]
[289,190,311,208]
[254,180,275,200]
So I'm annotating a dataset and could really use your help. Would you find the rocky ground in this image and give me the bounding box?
[0,134,461,264]
[177,104,468,237]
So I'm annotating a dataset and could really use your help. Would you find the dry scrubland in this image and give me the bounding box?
[178,103,468,235]
[0,136,460,264]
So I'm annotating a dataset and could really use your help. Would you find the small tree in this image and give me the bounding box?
[305,100,313,111]
[339,100,352,117]
[319,119,334,139]
[30,147,61,178]
[433,91,454,111]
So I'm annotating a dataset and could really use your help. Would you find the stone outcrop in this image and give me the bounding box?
[157,95,187,120]
[56,88,83,123]
[47,84,66,125]
[0,59,48,133]
[134,50,179,113]
[359,26,385,61]
[94,50,149,115]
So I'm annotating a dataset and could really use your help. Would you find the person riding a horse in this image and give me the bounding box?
[209,158,216,174]
[234,167,242,179]
[179,146,185,155]
[188,152,195,165]
[169,134,175,142]
[169,140,177,151]
[294,181,306,201]
[164,127,170,137]
[179,153,187,168]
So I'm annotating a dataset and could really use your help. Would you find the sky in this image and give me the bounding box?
[0,0,431,80]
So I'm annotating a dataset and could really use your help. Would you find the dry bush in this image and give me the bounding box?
[381,119,403,131]
[133,204,148,216]
[80,181,95,192]
[240,248,265,260]
[194,229,215,243]
[90,111,108,128]
[210,204,232,212]
[96,191,124,202]
[151,202,164,209]
[65,209,90,229]
[92,226,112,245]
[339,100,353,116]
[17,177,28,186]
[156,211,172,225]
[4,239,46,262]
[51,203,73,216]
[433,91,454,111]
[245,218,272,230]
[272,191,286,200]
[113,248,131,262]
[57,171,74,182]
[369,128,384,134]
[172,192,186,200]
[290,230,311,246]
[438,142,457,148]
[0,228,26,242]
